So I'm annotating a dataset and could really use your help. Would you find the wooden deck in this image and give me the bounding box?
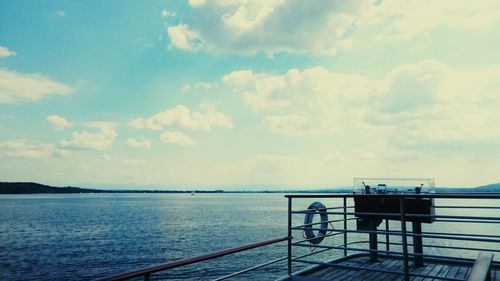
[290,255,499,281]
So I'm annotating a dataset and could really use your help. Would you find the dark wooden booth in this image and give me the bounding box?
[354,195,435,266]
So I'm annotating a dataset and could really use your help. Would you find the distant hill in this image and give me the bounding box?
[1,181,500,194]
[433,184,500,193]
[0,182,106,194]
[469,182,500,192]
[0,182,223,194]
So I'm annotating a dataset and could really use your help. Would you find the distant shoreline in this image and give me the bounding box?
[1,181,500,194]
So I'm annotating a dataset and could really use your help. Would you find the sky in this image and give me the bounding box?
[1,0,500,189]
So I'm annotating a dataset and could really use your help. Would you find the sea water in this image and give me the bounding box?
[0,193,290,280]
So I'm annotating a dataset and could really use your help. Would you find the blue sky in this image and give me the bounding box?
[1,0,500,189]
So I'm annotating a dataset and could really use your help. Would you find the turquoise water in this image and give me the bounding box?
[0,193,291,280]
[1,194,499,280]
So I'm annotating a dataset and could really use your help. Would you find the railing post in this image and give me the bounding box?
[412,221,423,267]
[368,218,378,262]
[400,197,410,281]
[343,197,347,257]
[385,219,390,253]
[144,273,150,281]
[287,197,292,276]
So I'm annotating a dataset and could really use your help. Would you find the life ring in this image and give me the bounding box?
[303,201,329,245]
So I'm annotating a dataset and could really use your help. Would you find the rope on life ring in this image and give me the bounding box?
[303,201,329,245]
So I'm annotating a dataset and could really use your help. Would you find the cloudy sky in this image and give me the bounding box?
[1,0,500,189]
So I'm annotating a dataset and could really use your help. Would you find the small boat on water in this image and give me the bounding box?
[190,190,195,196]
[96,178,500,281]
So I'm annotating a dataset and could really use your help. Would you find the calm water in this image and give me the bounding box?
[0,193,291,281]
[1,194,499,281]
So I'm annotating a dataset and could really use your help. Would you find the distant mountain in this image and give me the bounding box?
[470,182,500,192]
[0,182,106,194]
[1,181,500,194]
[436,183,500,193]
[0,182,223,194]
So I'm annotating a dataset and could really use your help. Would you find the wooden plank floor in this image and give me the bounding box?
[292,256,500,281]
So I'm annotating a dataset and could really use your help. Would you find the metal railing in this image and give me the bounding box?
[285,193,500,281]
[94,236,291,281]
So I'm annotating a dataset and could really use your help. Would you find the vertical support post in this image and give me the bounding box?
[368,218,378,262]
[287,197,292,276]
[412,221,423,266]
[343,197,347,257]
[144,273,150,281]
[385,219,390,254]
[400,197,410,281]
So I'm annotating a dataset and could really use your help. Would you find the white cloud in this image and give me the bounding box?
[128,104,233,131]
[160,131,196,146]
[167,1,500,55]
[0,46,16,58]
[223,67,371,113]
[0,140,68,159]
[168,1,367,56]
[55,10,65,17]
[167,24,203,51]
[364,62,500,148]
[195,82,212,89]
[360,0,500,41]
[161,9,176,17]
[222,66,371,135]
[222,61,500,154]
[0,69,72,104]
[47,115,73,130]
[375,60,449,113]
[181,82,214,94]
[126,137,152,149]
[188,0,206,8]
[262,114,311,136]
[60,122,117,151]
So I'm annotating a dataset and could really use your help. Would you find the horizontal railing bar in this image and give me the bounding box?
[417,231,500,239]
[292,210,400,216]
[292,206,354,213]
[293,258,463,281]
[353,177,435,181]
[297,217,356,228]
[213,256,288,281]
[407,214,500,220]
[436,219,500,224]
[290,241,372,264]
[293,227,500,243]
[292,242,404,256]
[292,218,356,229]
[293,232,343,245]
[292,210,500,221]
[407,233,500,243]
[94,236,291,281]
[341,239,500,254]
[434,205,500,209]
[285,193,500,199]
[292,227,402,236]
